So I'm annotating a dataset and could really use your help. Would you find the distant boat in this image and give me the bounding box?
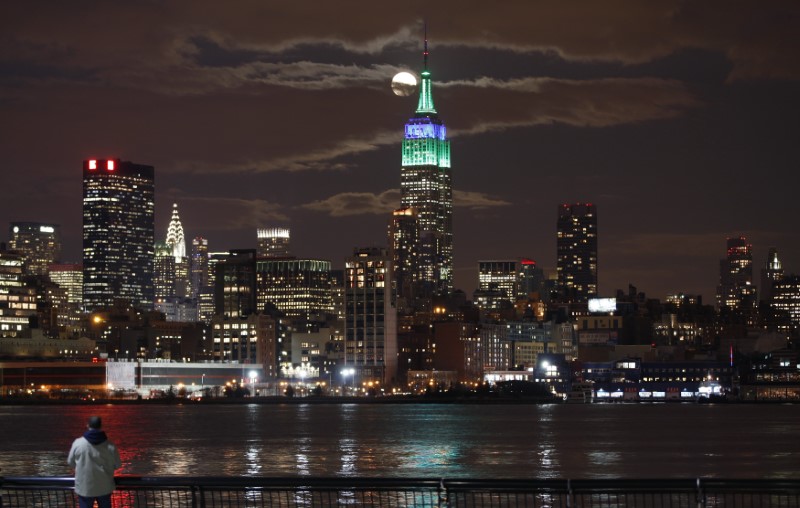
[565,382,594,403]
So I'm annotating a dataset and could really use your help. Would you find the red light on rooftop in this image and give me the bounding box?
[107,160,115,171]
[521,258,536,265]
[88,160,97,170]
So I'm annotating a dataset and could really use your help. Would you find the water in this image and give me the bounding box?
[0,402,798,479]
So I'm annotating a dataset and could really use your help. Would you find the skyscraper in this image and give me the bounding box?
[517,258,546,300]
[760,247,784,303]
[716,236,757,313]
[556,203,598,303]
[82,158,155,311]
[165,203,189,298]
[191,237,215,323]
[400,35,453,296]
[8,222,61,278]
[48,263,83,332]
[257,228,291,258]
[153,241,175,301]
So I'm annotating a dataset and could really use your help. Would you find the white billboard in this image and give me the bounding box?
[588,298,617,313]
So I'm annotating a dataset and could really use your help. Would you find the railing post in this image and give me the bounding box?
[192,484,201,508]
[438,478,447,508]
[696,478,705,508]
[567,478,572,508]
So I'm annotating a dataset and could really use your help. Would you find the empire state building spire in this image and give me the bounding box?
[399,31,453,296]
[416,26,436,115]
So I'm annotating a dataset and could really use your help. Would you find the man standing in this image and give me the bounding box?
[67,416,121,508]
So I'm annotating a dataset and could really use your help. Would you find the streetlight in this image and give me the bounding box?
[248,370,257,396]
[341,368,356,394]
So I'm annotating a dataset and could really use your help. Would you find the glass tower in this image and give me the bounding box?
[400,35,453,296]
[82,158,154,312]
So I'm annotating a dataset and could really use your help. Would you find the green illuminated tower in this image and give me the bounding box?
[400,34,453,296]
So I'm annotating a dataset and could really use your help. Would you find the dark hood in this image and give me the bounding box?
[83,429,108,445]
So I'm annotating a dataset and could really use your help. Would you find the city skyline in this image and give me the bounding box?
[1,2,798,302]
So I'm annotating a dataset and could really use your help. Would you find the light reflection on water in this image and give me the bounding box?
[1,403,799,478]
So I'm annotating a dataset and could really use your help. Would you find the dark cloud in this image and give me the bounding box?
[301,190,401,217]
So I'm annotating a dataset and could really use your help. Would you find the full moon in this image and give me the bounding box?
[391,71,417,97]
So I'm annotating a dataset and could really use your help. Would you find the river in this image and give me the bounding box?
[0,402,796,479]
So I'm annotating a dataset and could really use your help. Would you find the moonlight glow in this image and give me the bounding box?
[391,72,417,97]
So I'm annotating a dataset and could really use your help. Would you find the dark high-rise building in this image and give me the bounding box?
[388,207,419,307]
[517,258,546,300]
[556,203,598,303]
[153,241,175,301]
[716,236,757,313]
[190,236,209,298]
[82,158,154,312]
[214,249,257,318]
[8,222,61,278]
[400,36,453,296]
[191,236,214,322]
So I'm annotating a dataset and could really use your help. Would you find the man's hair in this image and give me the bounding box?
[87,416,102,429]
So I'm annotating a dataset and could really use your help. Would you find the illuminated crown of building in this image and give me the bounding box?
[166,203,186,261]
[257,227,290,240]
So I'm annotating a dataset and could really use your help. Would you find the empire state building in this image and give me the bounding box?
[400,36,453,296]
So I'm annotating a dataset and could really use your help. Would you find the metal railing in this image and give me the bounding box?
[2,476,800,507]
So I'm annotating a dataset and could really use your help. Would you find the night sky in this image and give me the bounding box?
[2,2,798,302]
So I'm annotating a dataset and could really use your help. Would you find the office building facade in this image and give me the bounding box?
[255,258,333,319]
[82,158,154,311]
[344,248,397,385]
[0,248,36,337]
[210,313,277,379]
[771,275,800,327]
